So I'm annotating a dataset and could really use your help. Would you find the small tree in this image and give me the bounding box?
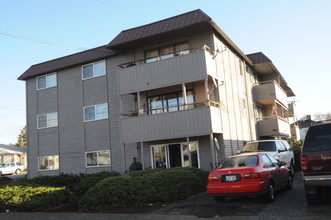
[15,126,27,149]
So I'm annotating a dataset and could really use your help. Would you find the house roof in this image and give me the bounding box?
[247,52,295,97]
[108,9,211,48]
[18,45,115,80]
[0,144,27,154]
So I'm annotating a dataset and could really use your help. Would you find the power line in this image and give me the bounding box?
[0,30,89,51]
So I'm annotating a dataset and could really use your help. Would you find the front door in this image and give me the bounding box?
[168,144,181,168]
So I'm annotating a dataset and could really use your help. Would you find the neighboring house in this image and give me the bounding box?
[0,144,27,168]
[18,10,297,178]
[297,115,316,141]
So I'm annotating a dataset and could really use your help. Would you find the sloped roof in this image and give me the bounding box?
[0,145,27,154]
[18,45,115,80]
[108,9,211,48]
[246,52,272,64]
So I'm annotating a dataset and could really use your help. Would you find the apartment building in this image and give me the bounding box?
[18,10,296,178]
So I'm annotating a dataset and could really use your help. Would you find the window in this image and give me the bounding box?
[145,42,189,63]
[147,91,194,114]
[37,73,56,90]
[37,112,58,129]
[86,150,111,167]
[84,103,108,122]
[39,155,59,171]
[82,60,106,79]
[262,154,275,168]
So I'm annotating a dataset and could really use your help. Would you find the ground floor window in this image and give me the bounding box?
[38,155,59,171]
[86,150,111,167]
[151,141,200,169]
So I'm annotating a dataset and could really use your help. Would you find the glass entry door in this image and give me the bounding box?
[152,142,200,169]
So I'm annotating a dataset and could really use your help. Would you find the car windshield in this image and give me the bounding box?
[303,124,331,152]
[243,142,276,152]
[219,155,258,168]
[0,163,5,168]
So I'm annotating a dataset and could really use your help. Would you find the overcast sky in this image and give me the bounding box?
[1,0,330,144]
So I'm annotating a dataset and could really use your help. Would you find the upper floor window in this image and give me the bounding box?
[38,112,58,129]
[37,73,57,90]
[147,91,194,114]
[145,42,189,63]
[86,150,111,167]
[82,60,106,80]
[84,103,108,122]
[39,155,59,171]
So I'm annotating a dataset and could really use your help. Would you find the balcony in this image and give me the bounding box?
[120,105,222,143]
[253,81,288,107]
[117,46,217,95]
[256,116,291,138]
[286,101,297,117]
[290,124,300,140]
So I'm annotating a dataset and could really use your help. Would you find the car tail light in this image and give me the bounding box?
[301,155,308,170]
[208,175,220,182]
[242,173,261,179]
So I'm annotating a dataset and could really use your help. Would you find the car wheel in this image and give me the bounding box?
[289,161,294,176]
[305,185,321,205]
[214,196,225,202]
[263,183,275,203]
[15,169,21,175]
[285,175,293,190]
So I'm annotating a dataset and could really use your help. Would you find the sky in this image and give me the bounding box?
[1,0,330,144]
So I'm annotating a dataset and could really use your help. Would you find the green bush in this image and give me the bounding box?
[0,185,70,211]
[292,147,302,171]
[79,167,209,211]
[16,174,82,190]
[73,171,120,195]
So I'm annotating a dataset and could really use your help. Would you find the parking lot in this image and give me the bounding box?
[152,172,331,219]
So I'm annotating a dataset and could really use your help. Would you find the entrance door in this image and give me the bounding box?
[168,144,181,167]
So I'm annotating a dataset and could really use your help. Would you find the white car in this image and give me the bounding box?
[242,140,295,174]
[0,162,24,175]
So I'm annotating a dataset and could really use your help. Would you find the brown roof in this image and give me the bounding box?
[18,45,115,80]
[108,9,211,48]
[246,52,272,64]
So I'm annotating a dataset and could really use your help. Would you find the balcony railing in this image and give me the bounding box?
[117,45,217,95]
[253,80,288,107]
[120,104,222,143]
[256,115,291,138]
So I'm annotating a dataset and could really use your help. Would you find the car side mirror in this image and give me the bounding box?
[278,161,286,167]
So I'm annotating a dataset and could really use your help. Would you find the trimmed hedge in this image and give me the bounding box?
[0,186,70,211]
[73,171,120,195]
[16,174,82,190]
[79,167,209,211]
[292,147,302,171]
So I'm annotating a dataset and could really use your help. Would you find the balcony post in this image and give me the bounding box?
[210,133,216,170]
[205,78,209,106]
[137,91,142,116]
[182,83,187,110]
[140,141,145,170]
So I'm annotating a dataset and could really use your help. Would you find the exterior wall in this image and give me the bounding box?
[212,34,254,157]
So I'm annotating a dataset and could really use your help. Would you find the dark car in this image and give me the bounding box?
[207,152,292,203]
[301,122,331,205]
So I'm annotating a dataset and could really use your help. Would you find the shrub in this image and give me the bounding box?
[16,174,82,190]
[73,171,120,195]
[79,167,209,211]
[292,147,302,171]
[0,185,70,211]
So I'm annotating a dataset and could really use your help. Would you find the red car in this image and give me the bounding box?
[207,152,292,202]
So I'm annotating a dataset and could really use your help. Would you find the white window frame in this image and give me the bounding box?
[38,155,59,171]
[83,103,108,122]
[150,141,200,169]
[36,73,57,90]
[82,60,106,80]
[37,112,58,129]
[85,150,111,168]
